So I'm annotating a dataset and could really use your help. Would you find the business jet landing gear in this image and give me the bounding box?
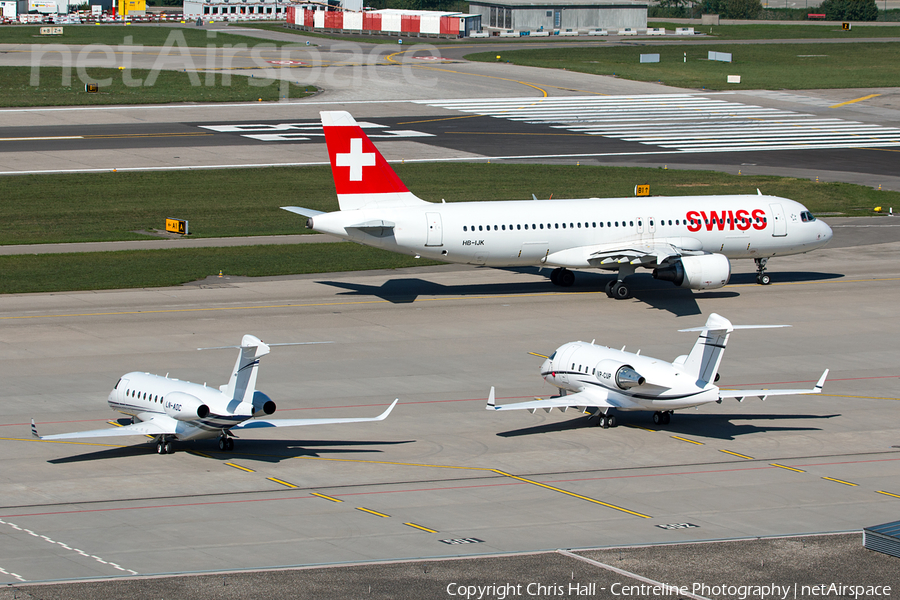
[218,435,234,452]
[605,265,635,299]
[596,413,618,428]
[652,411,672,426]
[155,436,175,454]
[550,268,575,287]
[755,258,771,285]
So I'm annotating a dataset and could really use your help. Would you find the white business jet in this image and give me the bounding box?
[282,112,833,299]
[32,335,398,454]
[486,313,827,427]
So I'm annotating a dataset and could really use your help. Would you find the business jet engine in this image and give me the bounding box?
[652,254,731,290]
[597,360,646,390]
[252,391,277,417]
[163,392,210,421]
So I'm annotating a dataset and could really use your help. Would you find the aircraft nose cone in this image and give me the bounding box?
[820,220,834,244]
[541,359,552,379]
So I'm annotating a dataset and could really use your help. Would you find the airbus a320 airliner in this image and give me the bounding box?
[283,112,833,299]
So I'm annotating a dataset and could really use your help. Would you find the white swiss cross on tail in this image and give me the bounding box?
[320,111,422,211]
[336,138,375,181]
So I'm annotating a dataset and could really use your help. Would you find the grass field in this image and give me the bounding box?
[467,42,900,90]
[0,24,298,47]
[1,66,315,106]
[0,243,441,295]
[1,164,894,246]
[648,22,900,39]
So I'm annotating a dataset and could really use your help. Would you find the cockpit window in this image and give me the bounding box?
[800,211,816,222]
[548,351,556,360]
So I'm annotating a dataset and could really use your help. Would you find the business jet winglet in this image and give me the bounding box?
[283,111,832,300]
[32,335,398,455]
[486,313,827,428]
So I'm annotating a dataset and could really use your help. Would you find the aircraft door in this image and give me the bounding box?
[769,203,787,237]
[425,212,443,246]
[116,378,130,403]
[556,345,578,386]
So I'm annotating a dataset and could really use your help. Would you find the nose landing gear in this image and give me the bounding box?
[218,435,234,452]
[755,258,771,285]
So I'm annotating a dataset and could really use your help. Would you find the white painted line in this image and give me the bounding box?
[558,549,712,600]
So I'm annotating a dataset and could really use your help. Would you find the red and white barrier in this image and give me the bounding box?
[289,7,461,38]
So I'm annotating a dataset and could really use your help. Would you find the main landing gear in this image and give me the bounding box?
[604,265,636,300]
[155,436,175,454]
[596,413,618,428]
[652,411,672,426]
[755,258,772,285]
[549,268,575,287]
[218,435,234,452]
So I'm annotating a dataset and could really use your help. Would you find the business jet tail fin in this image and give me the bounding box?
[320,111,427,211]
[221,334,271,405]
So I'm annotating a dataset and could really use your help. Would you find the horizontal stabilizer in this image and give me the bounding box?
[718,369,828,401]
[281,206,326,218]
[234,399,398,429]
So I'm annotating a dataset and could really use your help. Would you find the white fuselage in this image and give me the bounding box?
[107,372,258,441]
[540,341,719,411]
[308,195,832,268]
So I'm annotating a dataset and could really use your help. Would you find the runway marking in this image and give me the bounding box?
[225,462,255,473]
[5,436,127,448]
[404,522,438,533]
[876,490,900,499]
[559,550,712,600]
[0,565,25,582]
[671,435,704,446]
[311,492,343,503]
[770,463,805,473]
[719,450,754,459]
[492,470,651,518]
[821,476,858,487]
[0,518,137,577]
[626,424,657,432]
[356,507,390,518]
[267,477,298,489]
[416,95,900,152]
[830,94,881,108]
[188,450,213,458]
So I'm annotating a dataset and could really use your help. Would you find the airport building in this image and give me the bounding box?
[467,0,647,33]
[182,0,289,18]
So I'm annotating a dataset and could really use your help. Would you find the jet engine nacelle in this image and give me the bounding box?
[597,360,646,390]
[163,392,210,421]
[252,390,276,417]
[652,254,731,290]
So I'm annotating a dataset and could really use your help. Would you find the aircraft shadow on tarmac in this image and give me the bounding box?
[497,412,840,441]
[47,439,413,464]
[318,268,842,317]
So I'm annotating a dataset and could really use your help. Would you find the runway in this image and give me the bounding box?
[1,223,899,583]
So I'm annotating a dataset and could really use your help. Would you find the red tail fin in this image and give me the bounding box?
[321,111,425,211]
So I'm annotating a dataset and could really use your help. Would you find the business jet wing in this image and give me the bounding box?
[233,399,398,429]
[718,370,828,401]
[32,414,177,440]
[485,387,614,413]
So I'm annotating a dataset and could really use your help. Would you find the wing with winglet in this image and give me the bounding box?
[32,414,178,440]
[485,387,614,414]
[718,370,828,402]
[543,238,705,270]
[233,399,398,429]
